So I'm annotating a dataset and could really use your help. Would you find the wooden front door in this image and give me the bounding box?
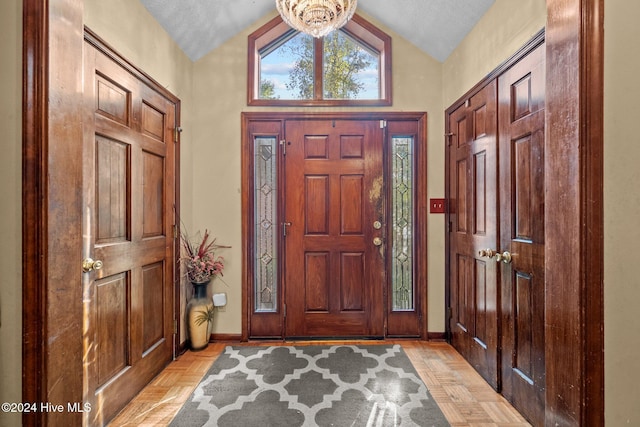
[82,40,177,424]
[498,43,546,426]
[283,119,385,337]
[447,81,500,389]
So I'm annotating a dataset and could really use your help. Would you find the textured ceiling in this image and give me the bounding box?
[139,0,495,62]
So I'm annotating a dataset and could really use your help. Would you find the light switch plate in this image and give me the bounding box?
[430,198,446,214]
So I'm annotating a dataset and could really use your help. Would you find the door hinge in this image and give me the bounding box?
[446,307,452,320]
[283,304,287,318]
[445,132,454,146]
[173,224,178,240]
[173,319,178,334]
[174,126,182,143]
[280,139,286,156]
[379,120,387,128]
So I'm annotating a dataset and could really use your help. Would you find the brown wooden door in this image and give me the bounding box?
[283,119,385,337]
[82,42,176,424]
[498,43,546,426]
[447,81,500,389]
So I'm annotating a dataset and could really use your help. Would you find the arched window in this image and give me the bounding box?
[248,14,392,106]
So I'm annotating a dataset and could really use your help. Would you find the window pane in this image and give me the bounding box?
[254,137,278,312]
[260,32,314,100]
[323,30,379,100]
[391,136,414,310]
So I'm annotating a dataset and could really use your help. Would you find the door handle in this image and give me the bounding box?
[82,258,103,273]
[373,237,383,246]
[282,222,292,237]
[478,248,497,258]
[496,251,512,264]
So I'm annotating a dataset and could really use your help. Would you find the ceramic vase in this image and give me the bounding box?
[186,280,213,351]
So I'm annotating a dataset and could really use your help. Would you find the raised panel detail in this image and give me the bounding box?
[340,252,364,311]
[456,116,468,148]
[474,151,487,235]
[514,271,534,383]
[142,262,164,353]
[514,135,533,241]
[96,75,130,125]
[340,135,363,159]
[96,136,129,244]
[456,254,473,332]
[456,159,468,232]
[340,175,363,235]
[96,273,129,387]
[474,259,487,347]
[511,74,532,122]
[141,101,165,142]
[474,104,487,139]
[142,151,164,238]
[305,252,329,311]
[304,135,329,159]
[305,176,329,235]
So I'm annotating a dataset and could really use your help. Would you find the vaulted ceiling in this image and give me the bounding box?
[139,0,495,62]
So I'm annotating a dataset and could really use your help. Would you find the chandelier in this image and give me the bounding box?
[276,0,358,38]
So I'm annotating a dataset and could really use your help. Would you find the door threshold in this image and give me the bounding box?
[284,336,385,341]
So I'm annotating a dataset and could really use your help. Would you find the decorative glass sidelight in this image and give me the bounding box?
[254,137,278,312]
[391,136,414,310]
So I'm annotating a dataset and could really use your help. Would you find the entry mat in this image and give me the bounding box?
[169,344,450,426]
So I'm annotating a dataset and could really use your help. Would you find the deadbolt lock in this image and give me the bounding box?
[373,221,382,230]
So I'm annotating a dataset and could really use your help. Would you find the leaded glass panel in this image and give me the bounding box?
[254,137,278,312]
[391,136,414,310]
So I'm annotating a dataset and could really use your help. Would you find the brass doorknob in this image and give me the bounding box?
[496,251,512,264]
[82,258,104,273]
[478,248,497,258]
[373,237,383,246]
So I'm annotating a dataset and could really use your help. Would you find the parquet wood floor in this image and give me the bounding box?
[108,340,531,426]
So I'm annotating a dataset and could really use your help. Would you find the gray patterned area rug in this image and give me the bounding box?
[169,344,450,426]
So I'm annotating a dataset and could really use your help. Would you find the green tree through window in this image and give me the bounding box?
[283,31,374,100]
[260,79,279,100]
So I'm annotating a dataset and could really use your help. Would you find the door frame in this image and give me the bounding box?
[241,112,428,340]
[22,3,182,424]
[22,0,603,425]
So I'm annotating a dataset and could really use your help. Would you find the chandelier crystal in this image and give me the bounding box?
[276,0,358,38]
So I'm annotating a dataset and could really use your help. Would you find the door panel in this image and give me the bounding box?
[284,120,384,337]
[448,81,499,389]
[83,42,176,424]
[499,43,546,426]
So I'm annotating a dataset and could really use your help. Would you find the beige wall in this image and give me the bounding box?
[442,0,547,107]
[0,0,23,425]
[604,1,640,424]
